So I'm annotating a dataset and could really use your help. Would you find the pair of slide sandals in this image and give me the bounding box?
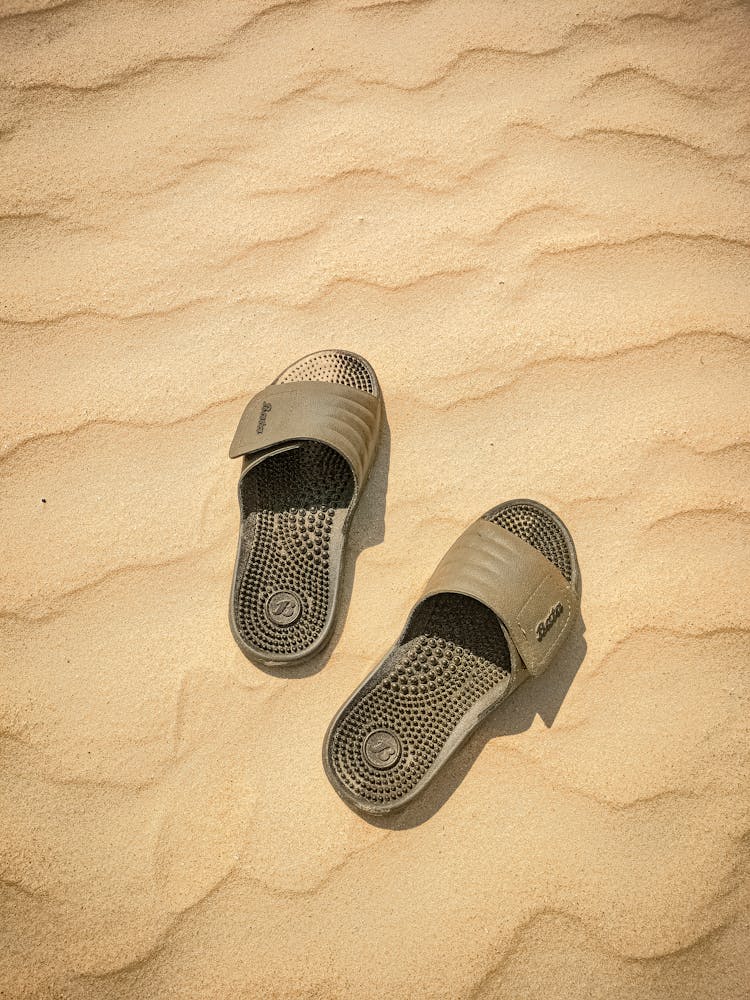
[229,350,581,815]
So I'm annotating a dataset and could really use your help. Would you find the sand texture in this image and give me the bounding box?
[1,0,750,997]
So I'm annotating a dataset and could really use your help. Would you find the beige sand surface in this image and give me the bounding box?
[2,1,749,997]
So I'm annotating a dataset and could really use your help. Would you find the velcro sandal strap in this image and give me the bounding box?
[419,518,579,676]
[229,380,381,491]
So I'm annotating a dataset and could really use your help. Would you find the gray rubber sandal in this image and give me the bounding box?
[228,350,382,667]
[323,499,581,814]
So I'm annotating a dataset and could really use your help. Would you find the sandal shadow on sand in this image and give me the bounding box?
[323,499,582,814]
[228,349,382,668]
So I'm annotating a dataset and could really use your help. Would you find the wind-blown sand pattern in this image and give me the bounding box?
[1,0,749,996]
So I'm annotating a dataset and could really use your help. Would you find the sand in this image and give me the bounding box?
[1,1,749,997]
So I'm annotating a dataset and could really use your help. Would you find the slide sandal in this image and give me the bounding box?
[323,499,581,813]
[228,349,382,667]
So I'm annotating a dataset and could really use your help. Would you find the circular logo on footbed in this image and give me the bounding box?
[265,591,302,626]
[362,729,402,770]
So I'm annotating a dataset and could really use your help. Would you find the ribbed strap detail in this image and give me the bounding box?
[419,519,579,676]
[229,380,381,491]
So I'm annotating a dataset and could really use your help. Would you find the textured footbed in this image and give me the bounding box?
[325,501,579,812]
[231,351,378,663]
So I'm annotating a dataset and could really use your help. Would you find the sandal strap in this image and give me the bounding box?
[229,380,381,491]
[419,518,579,676]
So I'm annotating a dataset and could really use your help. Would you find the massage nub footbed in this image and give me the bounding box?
[228,350,382,667]
[323,500,581,814]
